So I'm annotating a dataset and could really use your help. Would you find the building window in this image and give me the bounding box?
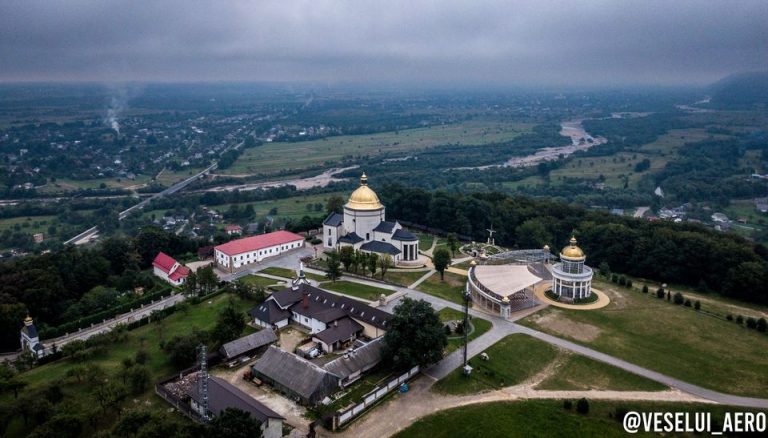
[366,233,370,240]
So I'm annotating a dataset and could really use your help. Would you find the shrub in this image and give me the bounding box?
[673,292,684,305]
[576,397,590,414]
[684,299,692,307]
[563,400,573,410]
[642,285,649,294]
[757,318,767,333]
[611,274,618,283]
[626,279,633,288]
[694,301,701,311]
[656,288,665,299]
[444,325,452,336]
[726,314,734,321]
[618,276,626,286]
[746,317,757,329]
[736,315,744,325]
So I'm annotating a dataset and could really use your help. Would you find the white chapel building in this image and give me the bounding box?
[323,173,420,265]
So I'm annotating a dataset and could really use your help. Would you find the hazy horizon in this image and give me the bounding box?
[1,0,767,87]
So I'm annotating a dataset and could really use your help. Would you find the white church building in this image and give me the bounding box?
[323,173,420,265]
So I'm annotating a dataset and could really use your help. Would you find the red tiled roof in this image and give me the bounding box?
[152,252,177,274]
[215,230,304,256]
[169,264,190,281]
[225,224,242,232]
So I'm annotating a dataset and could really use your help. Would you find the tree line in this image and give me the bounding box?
[379,183,768,304]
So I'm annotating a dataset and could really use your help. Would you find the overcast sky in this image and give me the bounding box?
[1,0,766,87]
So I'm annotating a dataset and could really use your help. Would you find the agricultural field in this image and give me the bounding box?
[218,191,345,221]
[155,166,208,186]
[0,215,56,234]
[222,120,533,176]
[38,175,153,193]
[520,279,768,398]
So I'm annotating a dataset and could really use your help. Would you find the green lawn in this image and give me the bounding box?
[155,166,207,186]
[438,307,493,354]
[416,271,467,305]
[259,266,326,282]
[223,120,532,175]
[535,353,667,392]
[217,192,345,222]
[381,270,430,287]
[520,280,768,398]
[2,293,255,437]
[320,280,394,301]
[434,334,559,395]
[0,215,56,234]
[238,274,284,288]
[417,233,435,249]
[395,400,761,438]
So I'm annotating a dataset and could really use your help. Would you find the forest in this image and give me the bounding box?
[380,184,768,304]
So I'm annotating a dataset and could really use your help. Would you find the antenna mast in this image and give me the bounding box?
[198,344,210,422]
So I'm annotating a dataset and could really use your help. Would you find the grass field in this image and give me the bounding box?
[535,353,667,392]
[416,271,467,305]
[2,292,255,437]
[381,270,430,287]
[259,266,326,282]
[320,280,394,301]
[417,233,435,249]
[520,280,768,397]
[395,400,761,438]
[0,215,56,234]
[155,166,207,186]
[38,174,153,193]
[438,307,492,354]
[215,192,345,222]
[223,120,532,175]
[434,334,559,394]
[238,274,284,288]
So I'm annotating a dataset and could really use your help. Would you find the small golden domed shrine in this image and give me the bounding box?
[560,236,585,260]
[346,173,383,210]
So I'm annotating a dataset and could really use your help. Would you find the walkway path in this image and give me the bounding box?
[407,270,436,289]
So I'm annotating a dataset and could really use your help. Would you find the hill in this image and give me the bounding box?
[709,71,768,108]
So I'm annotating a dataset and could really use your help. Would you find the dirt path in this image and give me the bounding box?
[325,374,707,438]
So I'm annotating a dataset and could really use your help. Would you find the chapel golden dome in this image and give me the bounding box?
[346,172,384,210]
[560,236,585,260]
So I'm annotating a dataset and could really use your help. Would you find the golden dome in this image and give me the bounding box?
[469,260,477,267]
[346,172,384,210]
[560,236,585,260]
[24,315,32,323]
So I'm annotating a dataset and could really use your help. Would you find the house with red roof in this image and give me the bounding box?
[152,252,191,286]
[214,230,305,273]
[225,224,243,236]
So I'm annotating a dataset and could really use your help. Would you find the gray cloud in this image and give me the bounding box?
[0,0,766,86]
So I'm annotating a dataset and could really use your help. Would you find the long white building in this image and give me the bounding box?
[214,230,305,273]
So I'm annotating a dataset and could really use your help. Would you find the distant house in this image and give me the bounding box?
[249,283,390,353]
[187,376,284,438]
[197,245,214,260]
[214,230,305,273]
[152,252,190,286]
[251,346,340,406]
[219,329,278,361]
[225,224,243,236]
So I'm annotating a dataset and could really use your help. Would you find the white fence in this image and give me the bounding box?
[335,365,419,428]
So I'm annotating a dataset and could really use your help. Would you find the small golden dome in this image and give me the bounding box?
[502,296,510,303]
[346,172,383,210]
[543,244,550,251]
[24,315,32,323]
[470,260,477,267]
[560,236,585,260]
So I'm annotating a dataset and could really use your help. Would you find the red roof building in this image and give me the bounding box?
[225,224,243,235]
[214,231,305,273]
[152,252,190,286]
